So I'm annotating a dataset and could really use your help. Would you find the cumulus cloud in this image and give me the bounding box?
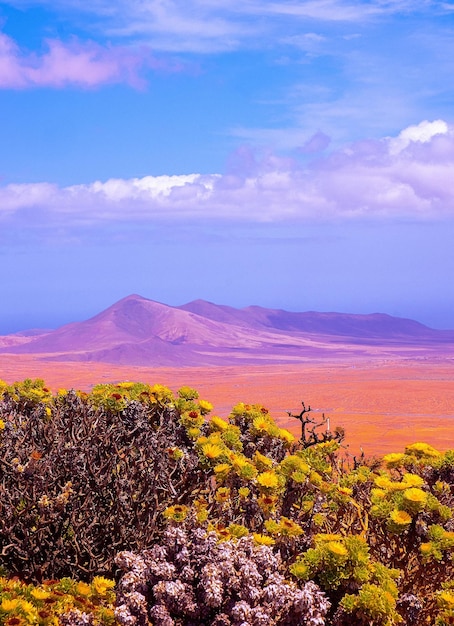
[1,121,454,228]
[388,119,449,155]
[0,33,179,89]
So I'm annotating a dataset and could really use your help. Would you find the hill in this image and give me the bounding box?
[1,294,453,365]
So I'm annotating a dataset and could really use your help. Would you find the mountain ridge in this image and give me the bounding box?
[1,294,453,365]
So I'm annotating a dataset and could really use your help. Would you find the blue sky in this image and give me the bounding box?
[1,0,454,333]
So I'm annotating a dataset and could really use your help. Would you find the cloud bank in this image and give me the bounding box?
[1,120,453,228]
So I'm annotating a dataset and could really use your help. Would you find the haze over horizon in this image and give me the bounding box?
[1,1,454,334]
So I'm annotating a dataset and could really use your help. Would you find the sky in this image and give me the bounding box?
[1,0,454,333]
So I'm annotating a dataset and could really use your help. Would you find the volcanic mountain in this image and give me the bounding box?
[1,294,453,366]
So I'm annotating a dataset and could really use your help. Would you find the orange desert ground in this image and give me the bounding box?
[1,353,453,458]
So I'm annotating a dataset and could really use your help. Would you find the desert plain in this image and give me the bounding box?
[1,353,453,458]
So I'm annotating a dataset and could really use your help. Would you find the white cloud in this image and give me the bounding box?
[1,121,454,228]
[87,174,205,200]
[388,119,449,155]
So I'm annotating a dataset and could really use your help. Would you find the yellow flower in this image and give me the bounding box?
[405,442,441,458]
[389,509,412,526]
[198,400,213,415]
[253,451,274,470]
[0,418,5,430]
[167,447,184,461]
[279,517,303,537]
[31,588,52,600]
[253,533,275,546]
[387,481,409,492]
[374,475,394,489]
[403,487,428,513]
[257,471,279,489]
[92,576,115,596]
[18,600,36,617]
[233,458,257,480]
[117,381,135,389]
[238,487,250,498]
[289,561,309,579]
[252,416,271,432]
[434,480,449,494]
[264,519,281,535]
[278,428,295,444]
[1,598,20,612]
[438,590,454,609]
[319,481,332,494]
[76,582,91,596]
[202,443,224,460]
[197,509,209,524]
[382,453,405,467]
[371,488,386,500]
[402,474,424,488]
[337,486,353,496]
[257,494,278,511]
[327,541,348,557]
[279,455,310,477]
[312,513,325,527]
[215,487,231,503]
[150,384,173,401]
[420,542,432,556]
[228,523,248,538]
[231,454,247,468]
[214,463,231,476]
[163,504,189,522]
[210,416,229,431]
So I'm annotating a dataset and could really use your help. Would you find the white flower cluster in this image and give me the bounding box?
[115,524,330,625]
[58,609,94,626]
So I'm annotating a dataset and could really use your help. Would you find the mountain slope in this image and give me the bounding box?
[1,294,453,365]
[179,300,453,343]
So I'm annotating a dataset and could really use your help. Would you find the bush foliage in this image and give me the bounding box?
[1,377,454,625]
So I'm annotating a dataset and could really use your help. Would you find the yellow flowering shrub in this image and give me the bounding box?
[0,576,116,626]
[291,534,374,590]
[436,583,454,625]
[3,380,454,626]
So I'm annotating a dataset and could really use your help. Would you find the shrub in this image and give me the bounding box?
[2,378,454,626]
[0,381,211,581]
[0,574,116,625]
[114,522,330,626]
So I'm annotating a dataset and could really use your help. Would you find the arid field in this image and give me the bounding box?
[1,354,453,457]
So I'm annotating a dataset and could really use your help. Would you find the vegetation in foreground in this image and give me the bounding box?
[1,377,454,625]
